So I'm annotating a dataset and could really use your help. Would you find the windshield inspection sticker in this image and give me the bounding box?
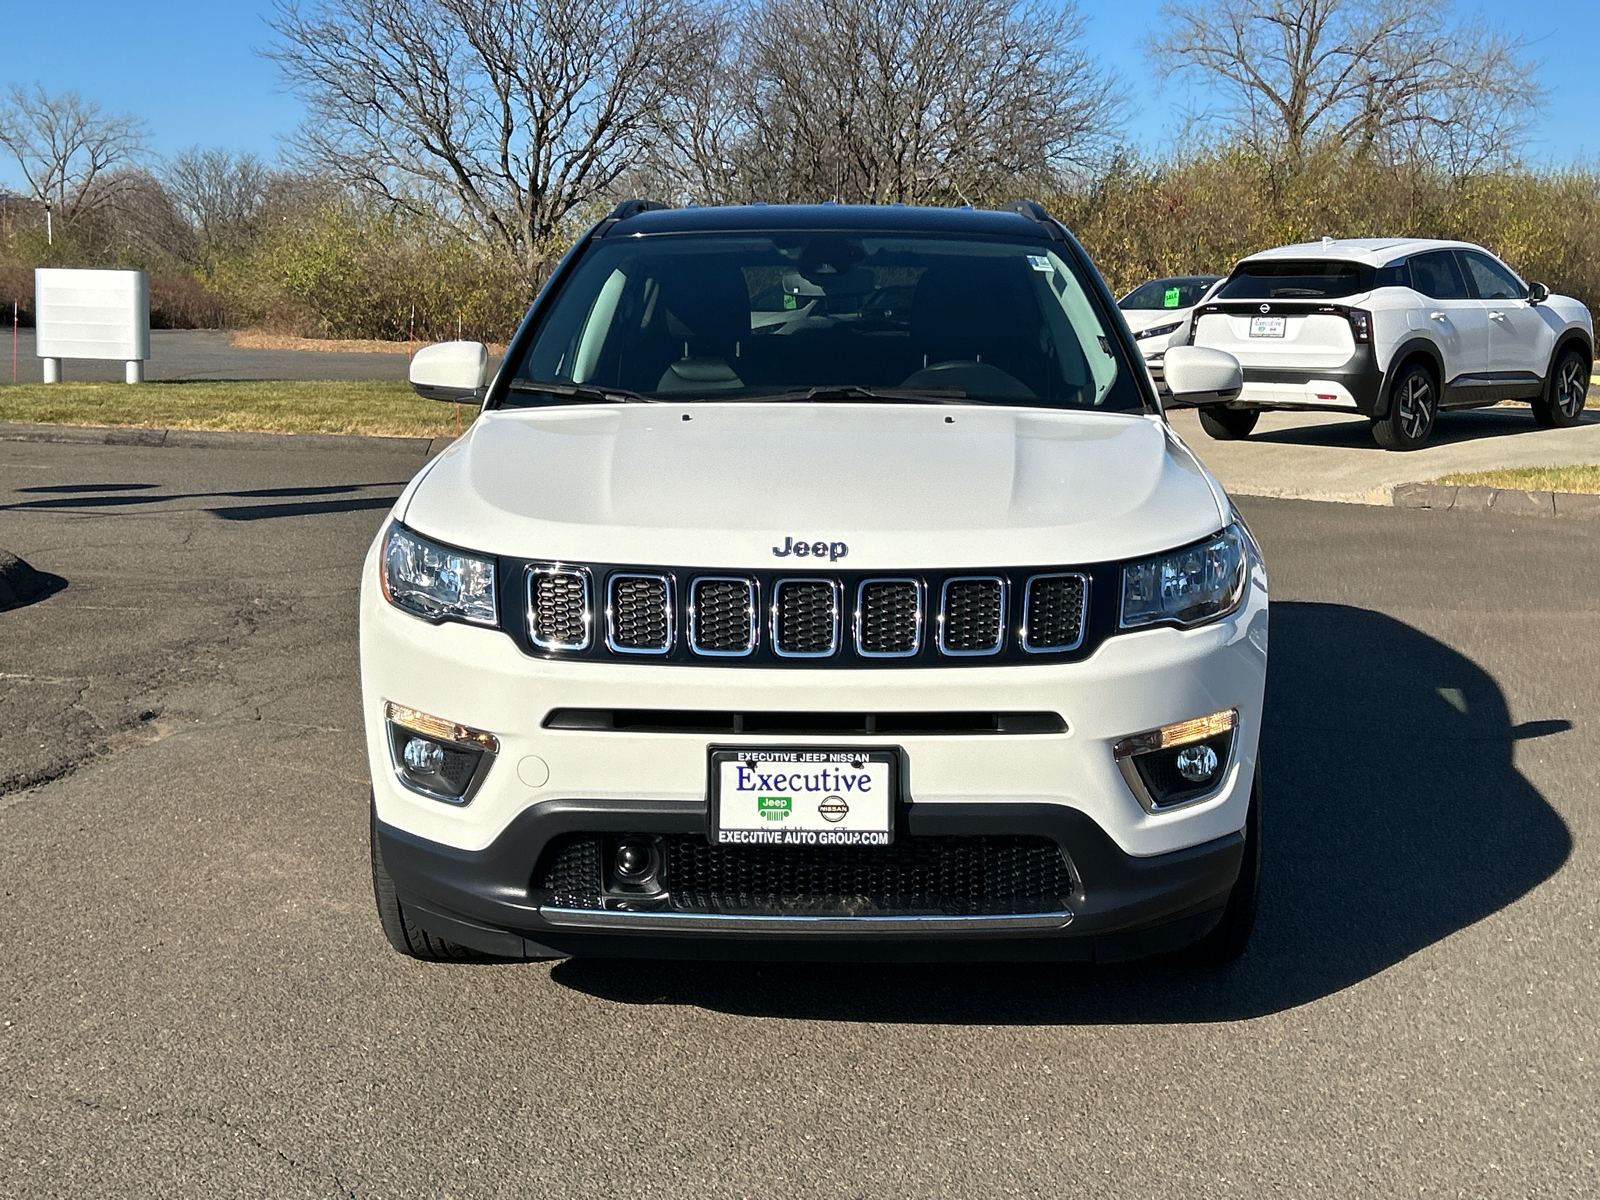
[1026,255,1054,273]
[714,748,894,844]
[1164,287,1182,307]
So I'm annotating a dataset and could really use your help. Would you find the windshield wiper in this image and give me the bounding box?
[1268,288,1325,298]
[730,385,971,404]
[506,380,655,403]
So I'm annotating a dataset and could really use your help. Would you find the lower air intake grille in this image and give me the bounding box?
[609,574,671,652]
[1023,574,1088,651]
[940,577,1005,654]
[529,569,590,650]
[774,579,838,656]
[691,577,757,654]
[532,835,1074,916]
[858,580,920,656]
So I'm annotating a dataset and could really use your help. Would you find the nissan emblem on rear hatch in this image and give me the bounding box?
[1259,303,1271,313]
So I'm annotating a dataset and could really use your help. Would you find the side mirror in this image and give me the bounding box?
[410,341,489,402]
[1161,345,1244,407]
[1527,281,1550,305]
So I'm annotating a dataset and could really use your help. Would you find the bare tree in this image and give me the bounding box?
[1151,0,1540,171]
[652,0,1122,206]
[164,147,274,250]
[268,0,713,280]
[0,85,148,226]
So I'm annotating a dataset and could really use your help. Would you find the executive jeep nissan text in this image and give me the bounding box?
[362,200,1266,964]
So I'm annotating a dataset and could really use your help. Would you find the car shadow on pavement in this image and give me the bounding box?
[551,601,1572,1022]
[5,481,404,522]
[1249,405,1598,450]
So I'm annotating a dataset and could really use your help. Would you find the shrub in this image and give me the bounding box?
[216,202,532,342]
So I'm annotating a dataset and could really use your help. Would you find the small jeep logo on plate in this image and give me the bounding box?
[773,536,848,561]
[758,796,792,821]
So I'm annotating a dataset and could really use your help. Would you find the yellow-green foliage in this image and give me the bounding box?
[214,202,533,343]
[1049,150,1600,311]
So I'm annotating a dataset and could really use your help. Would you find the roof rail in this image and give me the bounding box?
[597,198,671,235]
[1004,200,1064,240]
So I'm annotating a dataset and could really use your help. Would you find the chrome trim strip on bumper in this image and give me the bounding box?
[537,906,1074,935]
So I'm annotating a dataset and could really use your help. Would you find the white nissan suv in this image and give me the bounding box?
[1188,238,1592,449]
[362,201,1267,966]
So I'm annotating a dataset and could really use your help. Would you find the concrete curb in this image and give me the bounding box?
[1392,481,1600,519]
[0,421,456,457]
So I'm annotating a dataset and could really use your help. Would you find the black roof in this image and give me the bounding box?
[603,202,1057,239]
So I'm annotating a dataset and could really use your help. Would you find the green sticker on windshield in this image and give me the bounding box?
[1164,287,1181,308]
[783,293,797,310]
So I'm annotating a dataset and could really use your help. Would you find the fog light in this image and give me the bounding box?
[384,702,498,805]
[403,737,445,773]
[1114,709,1237,812]
[1175,743,1218,782]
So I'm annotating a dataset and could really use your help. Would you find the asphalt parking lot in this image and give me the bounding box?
[1171,398,1600,504]
[3,330,407,384]
[1,437,1596,1198]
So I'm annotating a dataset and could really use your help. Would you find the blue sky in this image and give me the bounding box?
[0,0,1593,192]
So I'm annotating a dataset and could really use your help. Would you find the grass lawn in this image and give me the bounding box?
[0,380,473,439]
[1436,465,1600,494]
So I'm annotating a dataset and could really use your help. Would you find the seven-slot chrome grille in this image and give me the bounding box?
[519,562,1094,667]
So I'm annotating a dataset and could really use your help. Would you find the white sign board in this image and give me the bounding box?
[35,268,150,364]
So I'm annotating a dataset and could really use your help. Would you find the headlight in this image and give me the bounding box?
[1120,525,1248,629]
[381,523,498,626]
[1134,320,1183,341]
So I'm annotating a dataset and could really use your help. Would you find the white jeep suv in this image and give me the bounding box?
[1188,238,1592,449]
[362,201,1266,965]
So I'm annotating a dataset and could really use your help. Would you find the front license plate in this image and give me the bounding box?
[710,746,896,846]
[1249,315,1286,338]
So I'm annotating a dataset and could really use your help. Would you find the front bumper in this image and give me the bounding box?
[377,798,1245,962]
[360,527,1268,958]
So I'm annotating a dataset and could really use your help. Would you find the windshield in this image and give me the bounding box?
[1218,260,1370,300]
[1120,277,1218,310]
[506,233,1145,411]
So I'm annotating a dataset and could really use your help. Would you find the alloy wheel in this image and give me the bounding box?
[1556,358,1586,419]
[1398,374,1435,442]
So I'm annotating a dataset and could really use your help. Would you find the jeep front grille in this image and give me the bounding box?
[1022,574,1089,652]
[516,558,1101,666]
[607,573,673,653]
[690,577,758,655]
[772,578,839,657]
[938,577,1006,655]
[527,567,591,650]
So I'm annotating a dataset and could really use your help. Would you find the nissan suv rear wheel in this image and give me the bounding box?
[1533,347,1588,429]
[1372,362,1437,450]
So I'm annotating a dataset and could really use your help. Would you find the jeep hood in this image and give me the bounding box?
[401,403,1228,569]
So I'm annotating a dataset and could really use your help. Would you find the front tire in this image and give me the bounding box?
[1533,347,1588,428]
[371,803,493,961]
[1372,362,1437,450]
[1174,768,1261,967]
[1198,406,1260,440]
